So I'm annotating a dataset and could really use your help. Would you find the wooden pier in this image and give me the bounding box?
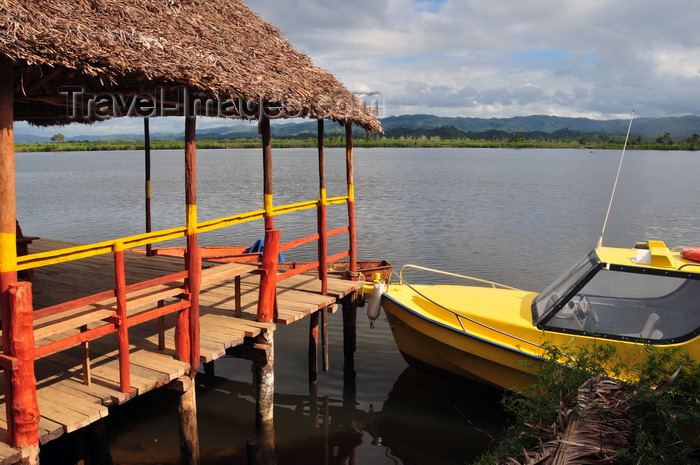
[0,239,363,464]
[1,4,384,462]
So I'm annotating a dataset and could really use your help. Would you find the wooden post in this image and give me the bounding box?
[144,117,153,256]
[246,441,263,465]
[252,331,276,465]
[345,123,357,273]
[261,113,274,231]
[321,306,329,372]
[174,109,201,370]
[254,331,274,429]
[308,311,319,383]
[317,119,328,295]
[80,324,90,385]
[184,111,201,372]
[256,229,280,322]
[343,124,358,368]
[85,419,114,465]
[0,55,19,445]
[234,275,242,317]
[113,244,131,393]
[341,295,357,364]
[7,282,40,455]
[157,300,165,350]
[172,375,200,465]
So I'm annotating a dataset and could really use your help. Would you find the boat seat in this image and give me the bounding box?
[640,312,662,339]
[551,300,584,330]
[622,312,662,340]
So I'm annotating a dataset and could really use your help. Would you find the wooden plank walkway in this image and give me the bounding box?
[0,239,362,463]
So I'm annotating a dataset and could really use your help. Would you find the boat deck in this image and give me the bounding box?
[0,239,362,463]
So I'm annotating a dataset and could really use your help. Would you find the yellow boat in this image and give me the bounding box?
[375,240,700,391]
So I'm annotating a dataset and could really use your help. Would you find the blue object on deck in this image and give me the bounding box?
[246,237,285,262]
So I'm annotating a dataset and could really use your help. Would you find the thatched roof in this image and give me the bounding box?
[0,0,382,131]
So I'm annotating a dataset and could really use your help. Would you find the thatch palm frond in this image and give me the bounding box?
[510,376,632,465]
[0,0,381,131]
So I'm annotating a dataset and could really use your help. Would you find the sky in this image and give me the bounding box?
[16,0,700,137]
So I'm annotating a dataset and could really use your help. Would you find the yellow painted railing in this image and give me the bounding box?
[16,196,349,271]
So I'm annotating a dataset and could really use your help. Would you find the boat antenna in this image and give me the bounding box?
[597,110,635,249]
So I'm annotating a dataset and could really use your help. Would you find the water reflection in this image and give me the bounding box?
[54,360,507,465]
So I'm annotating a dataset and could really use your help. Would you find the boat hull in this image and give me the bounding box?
[382,292,539,391]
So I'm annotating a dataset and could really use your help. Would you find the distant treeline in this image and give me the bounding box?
[14,126,700,152]
[360,125,700,150]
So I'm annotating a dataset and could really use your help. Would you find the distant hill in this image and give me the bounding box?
[380,114,700,140]
[14,114,700,143]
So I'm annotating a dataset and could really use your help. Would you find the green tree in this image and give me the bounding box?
[51,133,66,143]
[655,132,673,146]
[685,133,699,151]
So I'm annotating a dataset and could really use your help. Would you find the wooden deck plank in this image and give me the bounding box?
[35,396,96,433]
[0,442,21,465]
[38,387,108,420]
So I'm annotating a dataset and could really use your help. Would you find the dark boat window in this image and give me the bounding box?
[532,253,599,326]
[544,269,700,342]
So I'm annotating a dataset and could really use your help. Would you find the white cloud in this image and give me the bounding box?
[248,0,700,119]
[14,0,700,138]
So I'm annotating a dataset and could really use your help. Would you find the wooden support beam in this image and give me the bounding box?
[253,332,274,430]
[85,419,114,465]
[341,294,357,362]
[256,229,279,322]
[247,441,263,465]
[7,282,40,453]
[173,375,200,465]
[144,117,153,256]
[260,113,274,231]
[0,55,18,446]
[345,123,357,273]
[321,306,329,372]
[157,299,165,350]
[234,275,242,317]
[225,337,269,364]
[308,311,319,383]
[317,119,328,295]
[79,325,90,385]
[185,111,201,373]
[252,331,276,465]
[113,246,131,393]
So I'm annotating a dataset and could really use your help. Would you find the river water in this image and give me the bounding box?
[15,147,700,464]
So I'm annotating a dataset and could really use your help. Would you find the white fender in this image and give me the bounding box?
[367,280,385,322]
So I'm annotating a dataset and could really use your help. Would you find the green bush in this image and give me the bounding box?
[473,342,700,464]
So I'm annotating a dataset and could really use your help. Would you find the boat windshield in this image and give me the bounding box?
[533,252,700,342]
[532,253,599,326]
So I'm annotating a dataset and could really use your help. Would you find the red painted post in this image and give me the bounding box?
[261,114,274,231]
[185,240,201,371]
[7,282,40,448]
[0,55,19,443]
[175,294,190,364]
[317,119,328,294]
[345,123,357,273]
[144,117,153,256]
[184,111,201,372]
[256,229,280,322]
[113,245,131,393]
